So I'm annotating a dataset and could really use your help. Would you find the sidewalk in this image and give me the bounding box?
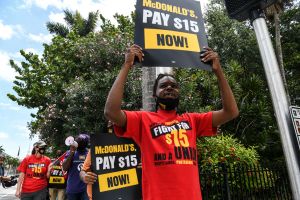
[0,185,18,200]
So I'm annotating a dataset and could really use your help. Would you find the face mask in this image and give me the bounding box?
[156,97,179,111]
[38,148,46,155]
[76,141,86,151]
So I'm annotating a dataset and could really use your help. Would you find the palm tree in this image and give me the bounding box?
[265,0,293,104]
[0,145,4,154]
[46,10,99,37]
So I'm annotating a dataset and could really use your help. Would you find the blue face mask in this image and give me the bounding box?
[156,97,179,111]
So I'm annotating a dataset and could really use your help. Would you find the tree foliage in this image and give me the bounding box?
[280,2,300,105]
[4,156,20,169]
[198,134,259,167]
[0,149,20,169]
[7,1,300,163]
[8,13,141,148]
[46,10,99,37]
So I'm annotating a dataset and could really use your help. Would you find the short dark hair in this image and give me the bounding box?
[152,73,176,97]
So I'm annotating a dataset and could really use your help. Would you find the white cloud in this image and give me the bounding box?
[23,0,135,23]
[0,51,18,82]
[0,20,14,40]
[28,33,53,43]
[0,132,9,139]
[0,103,21,111]
[49,12,66,25]
[0,20,23,40]
[21,0,63,10]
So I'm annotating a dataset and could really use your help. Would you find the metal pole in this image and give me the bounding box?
[251,9,300,199]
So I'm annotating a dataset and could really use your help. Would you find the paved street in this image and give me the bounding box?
[0,185,18,200]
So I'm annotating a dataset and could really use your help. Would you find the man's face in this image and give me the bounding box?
[155,76,179,99]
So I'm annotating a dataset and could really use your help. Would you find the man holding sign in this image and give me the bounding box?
[104,44,239,200]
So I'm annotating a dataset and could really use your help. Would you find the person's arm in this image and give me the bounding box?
[104,44,143,128]
[80,150,97,184]
[80,171,98,185]
[201,47,239,127]
[62,145,76,171]
[15,172,25,198]
[0,175,11,182]
[46,162,53,178]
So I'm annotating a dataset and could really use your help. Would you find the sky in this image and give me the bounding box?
[0,0,208,159]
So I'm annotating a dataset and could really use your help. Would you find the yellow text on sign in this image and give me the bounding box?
[98,168,138,192]
[49,176,65,184]
[144,28,200,52]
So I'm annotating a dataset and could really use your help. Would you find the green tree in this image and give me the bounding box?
[265,0,294,104]
[280,2,300,106]
[46,10,99,37]
[5,155,20,168]
[8,13,140,146]
[0,146,4,154]
[8,2,300,164]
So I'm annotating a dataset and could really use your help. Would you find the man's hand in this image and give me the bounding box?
[124,44,143,68]
[200,47,221,73]
[70,143,77,153]
[82,171,98,184]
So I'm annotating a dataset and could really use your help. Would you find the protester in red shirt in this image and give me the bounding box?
[104,44,239,200]
[15,141,51,200]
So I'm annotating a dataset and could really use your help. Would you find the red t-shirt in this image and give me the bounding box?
[17,155,51,193]
[114,109,217,200]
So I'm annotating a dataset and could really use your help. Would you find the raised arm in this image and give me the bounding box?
[201,47,239,127]
[47,162,53,178]
[104,44,143,128]
[62,145,76,172]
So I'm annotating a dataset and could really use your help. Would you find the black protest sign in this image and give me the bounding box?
[134,0,211,70]
[48,152,67,189]
[91,133,142,200]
